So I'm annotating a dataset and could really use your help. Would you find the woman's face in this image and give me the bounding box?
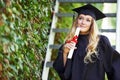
[77,14,93,34]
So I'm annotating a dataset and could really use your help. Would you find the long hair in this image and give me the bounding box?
[65,16,79,42]
[64,16,100,63]
[84,20,100,63]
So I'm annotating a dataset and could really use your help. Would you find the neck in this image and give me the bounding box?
[80,31,89,35]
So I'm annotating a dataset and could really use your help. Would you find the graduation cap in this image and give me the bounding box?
[72,4,106,20]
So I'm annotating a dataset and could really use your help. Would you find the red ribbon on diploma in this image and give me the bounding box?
[66,35,78,43]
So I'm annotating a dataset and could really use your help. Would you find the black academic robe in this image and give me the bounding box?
[53,35,120,80]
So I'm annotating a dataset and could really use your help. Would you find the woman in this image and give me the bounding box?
[53,4,120,80]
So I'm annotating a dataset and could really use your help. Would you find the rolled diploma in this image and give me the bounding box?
[67,27,81,59]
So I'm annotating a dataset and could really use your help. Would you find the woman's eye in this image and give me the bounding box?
[86,19,91,22]
[78,17,82,20]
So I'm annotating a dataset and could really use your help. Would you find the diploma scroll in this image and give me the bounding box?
[67,27,81,59]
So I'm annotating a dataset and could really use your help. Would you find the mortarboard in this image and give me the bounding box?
[72,4,106,20]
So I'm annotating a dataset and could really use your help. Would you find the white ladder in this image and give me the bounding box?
[42,0,59,80]
[116,0,120,52]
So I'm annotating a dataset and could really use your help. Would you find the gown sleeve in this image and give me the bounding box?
[53,45,65,79]
[100,35,120,80]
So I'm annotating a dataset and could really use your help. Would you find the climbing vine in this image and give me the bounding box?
[0,0,52,80]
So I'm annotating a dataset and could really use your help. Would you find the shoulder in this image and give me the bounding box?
[99,35,109,41]
[99,35,111,46]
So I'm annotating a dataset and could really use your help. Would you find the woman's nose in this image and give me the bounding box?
[81,20,85,24]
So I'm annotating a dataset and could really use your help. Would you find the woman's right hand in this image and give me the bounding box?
[63,41,77,55]
[63,41,76,65]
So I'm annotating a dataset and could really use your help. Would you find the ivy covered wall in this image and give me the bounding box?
[0,0,52,80]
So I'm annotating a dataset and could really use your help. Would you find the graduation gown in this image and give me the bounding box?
[53,34,120,80]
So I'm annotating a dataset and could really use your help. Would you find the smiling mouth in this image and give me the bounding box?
[80,26,86,28]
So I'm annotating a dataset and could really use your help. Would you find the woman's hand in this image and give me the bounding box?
[63,41,77,55]
[63,41,77,66]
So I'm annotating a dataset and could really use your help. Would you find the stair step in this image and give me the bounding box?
[49,44,115,49]
[49,44,62,49]
[100,29,116,32]
[52,28,116,33]
[56,13,116,17]
[46,61,54,67]
[58,0,117,3]
[52,28,69,32]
